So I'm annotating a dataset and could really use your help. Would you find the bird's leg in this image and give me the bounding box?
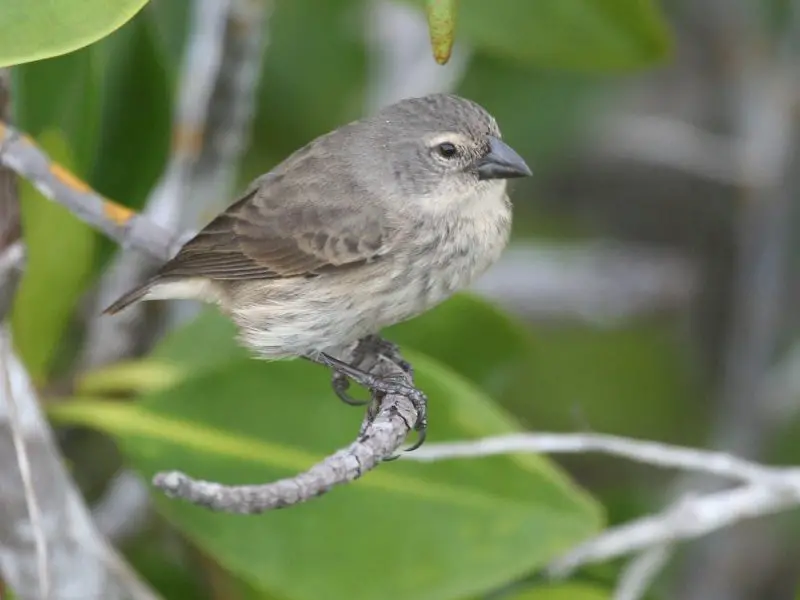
[307,347,427,451]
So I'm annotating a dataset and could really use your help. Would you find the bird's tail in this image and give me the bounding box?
[102,281,152,315]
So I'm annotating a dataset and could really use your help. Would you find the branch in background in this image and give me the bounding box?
[472,242,696,325]
[166,0,271,329]
[614,545,671,600]
[0,70,159,600]
[401,432,800,583]
[82,0,272,541]
[589,115,747,186]
[0,68,49,599]
[78,0,237,372]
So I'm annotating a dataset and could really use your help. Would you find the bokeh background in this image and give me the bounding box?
[4,0,800,599]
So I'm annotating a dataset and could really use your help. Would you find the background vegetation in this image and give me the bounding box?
[2,1,799,599]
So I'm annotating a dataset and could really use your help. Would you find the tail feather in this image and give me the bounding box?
[102,282,152,315]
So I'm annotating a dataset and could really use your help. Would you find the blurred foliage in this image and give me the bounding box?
[504,584,611,600]
[405,0,672,71]
[2,0,698,598]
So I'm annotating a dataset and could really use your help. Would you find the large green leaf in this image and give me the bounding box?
[53,351,601,600]
[0,1,148,67]
[11,131,97,380]
[402,0,672,71]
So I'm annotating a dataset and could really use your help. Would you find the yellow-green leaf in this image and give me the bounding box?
[425,0,458,64]
[0,0,148,67]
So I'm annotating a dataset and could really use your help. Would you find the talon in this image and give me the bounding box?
[332,373,370,406]
[404,426,427,453]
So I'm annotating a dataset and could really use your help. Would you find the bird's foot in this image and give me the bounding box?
[328,335,413,406]
[313,348,427,452]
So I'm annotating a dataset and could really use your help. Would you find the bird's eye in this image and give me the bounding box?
[436,142,458,159]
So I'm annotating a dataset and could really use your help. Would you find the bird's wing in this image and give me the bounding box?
[155,173,395,281]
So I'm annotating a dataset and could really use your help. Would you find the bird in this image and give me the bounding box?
[104,93,531,448]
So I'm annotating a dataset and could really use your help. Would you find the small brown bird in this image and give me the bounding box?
[105,93,531,447]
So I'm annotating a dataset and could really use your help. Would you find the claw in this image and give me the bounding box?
[331,372,370,406]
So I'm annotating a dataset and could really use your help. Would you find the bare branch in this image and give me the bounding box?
[0,122,177,262]
[547,481,800,579]
[614,545,671,600]
[0,333,49,600]
[589,115,747,186]
[402,431,800,582]
[153,351,417,513]
[0,331,161,600]
[403,431,791,484]
[79,0,242,371]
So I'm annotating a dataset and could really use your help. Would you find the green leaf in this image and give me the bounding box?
[507,583,612,600]
[0,0,148,67]
[425,0,458,64]
[402,0,672,71]
[11,131,97,381]
[52,352,601,600]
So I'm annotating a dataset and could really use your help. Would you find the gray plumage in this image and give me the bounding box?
[105,93,531,359]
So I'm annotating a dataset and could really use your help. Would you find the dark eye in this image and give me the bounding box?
[437,142,458,159]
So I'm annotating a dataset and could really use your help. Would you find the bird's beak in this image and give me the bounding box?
[476,136,532,181]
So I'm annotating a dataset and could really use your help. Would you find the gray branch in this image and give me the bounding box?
[0,69,159,600]
[154,349,417,513]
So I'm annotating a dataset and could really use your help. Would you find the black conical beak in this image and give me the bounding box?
[476,136,532,181]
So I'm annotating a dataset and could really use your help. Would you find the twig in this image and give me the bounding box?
[590,115,748,186]
[165,0,271,328]
[614,545,671,600]
[403,432,794,484]
[0,331,162,600]
[0,333,49,600]
[401,431,800,580]
[0,72,159,599]
[153,352,417,513]
[546,481,800,579]
[0,66,49,600]
[0,122,177,262]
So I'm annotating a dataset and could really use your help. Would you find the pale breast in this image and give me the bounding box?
[226,187,512,359]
